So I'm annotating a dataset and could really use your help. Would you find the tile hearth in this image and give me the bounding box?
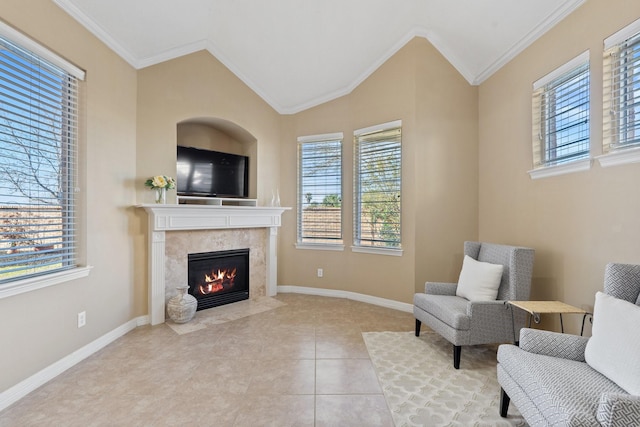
[0,294,414,426]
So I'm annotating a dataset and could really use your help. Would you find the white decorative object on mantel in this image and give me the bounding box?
[137,204,289,325]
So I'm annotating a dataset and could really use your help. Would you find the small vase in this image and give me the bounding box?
[167,286,197,323]
[271,189,281,207]
[155,187,166,204]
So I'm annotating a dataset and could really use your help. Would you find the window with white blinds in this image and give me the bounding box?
[603,22,640,153]
[532,52,590,169]
[353,121,401,252]
[297,133,343,247]
[0,25,83,285]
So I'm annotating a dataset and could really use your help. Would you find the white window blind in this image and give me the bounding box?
[603,24,640,152]
[0,28,82,284]
[532,52,590,168]
[297,133,343,246]
[354,122,401,250]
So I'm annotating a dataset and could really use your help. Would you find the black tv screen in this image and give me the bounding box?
[176,146,249,198]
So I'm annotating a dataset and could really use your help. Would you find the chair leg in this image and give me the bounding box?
[500,388,510,417]
[415,319,421,337]
[453,345,461,369]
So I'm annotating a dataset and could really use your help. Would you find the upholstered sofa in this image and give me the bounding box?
[497,263,640,426]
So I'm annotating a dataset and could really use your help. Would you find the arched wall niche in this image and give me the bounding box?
[176,117,258,199]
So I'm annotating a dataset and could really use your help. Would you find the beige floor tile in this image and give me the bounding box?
[315,394,395,427]
[152,393,246,426]
[0,294,414,426]
[260,334,316,359]
[246,359,315,395]
[315,333,370,358]
[185,358,257,395]
[315,359,383,394]
[232,395,315,427]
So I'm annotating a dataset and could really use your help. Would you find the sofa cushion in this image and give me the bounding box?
[455,255,504,302]
[498,344,626,426]
[585,291,640,395]
[413,294,470,330]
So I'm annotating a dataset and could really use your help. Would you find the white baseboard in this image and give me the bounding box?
[277,285,413,313]
[0,314,148,412]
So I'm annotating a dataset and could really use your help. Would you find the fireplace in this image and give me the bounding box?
[188,248,249,310]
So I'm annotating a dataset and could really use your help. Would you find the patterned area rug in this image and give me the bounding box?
[363,331,528,427]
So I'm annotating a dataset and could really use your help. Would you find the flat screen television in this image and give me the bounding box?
[176,146,249,198]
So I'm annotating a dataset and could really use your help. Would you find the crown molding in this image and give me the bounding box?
[53,0,587,112]
[52,0,140,68]
[472,0,587,84]
[137,39,209,69]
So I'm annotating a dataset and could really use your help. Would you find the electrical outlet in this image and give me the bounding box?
[317,268,323,278]
[77,311,86,328]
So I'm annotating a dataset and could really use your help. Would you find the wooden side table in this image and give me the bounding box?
[507,301,591,340]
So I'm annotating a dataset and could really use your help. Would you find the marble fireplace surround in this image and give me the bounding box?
[140,205,287,325]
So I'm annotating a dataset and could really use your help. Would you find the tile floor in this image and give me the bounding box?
[0,294,415,426]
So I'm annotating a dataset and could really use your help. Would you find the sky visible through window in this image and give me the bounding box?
[543,62,590,165]
[0,46,65,206]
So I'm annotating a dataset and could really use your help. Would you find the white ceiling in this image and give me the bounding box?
[52,0,585,114]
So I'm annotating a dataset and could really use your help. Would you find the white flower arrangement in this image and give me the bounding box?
[145,175,176,190]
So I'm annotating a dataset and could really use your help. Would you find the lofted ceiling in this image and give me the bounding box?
[52,0,585,114]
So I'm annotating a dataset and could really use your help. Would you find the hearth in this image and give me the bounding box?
[187,248,249,310]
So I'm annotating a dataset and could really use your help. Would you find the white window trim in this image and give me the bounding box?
[353,120,403,252]
[604,17,640,49]
[0,266,92,300]
[297,132,343,144]
[533,50,589,90]
[530,50,591,176]
[354,120,402,136]
[528,158,592,179]
[295,243,345,251]
[0,21,88,295]
[351,246,403,257]
[601,18,640,165]
[296,132,343,250]
[0,21,85,80]
[596,145,640,168]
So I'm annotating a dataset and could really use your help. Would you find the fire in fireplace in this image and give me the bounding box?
[187,248,249,310]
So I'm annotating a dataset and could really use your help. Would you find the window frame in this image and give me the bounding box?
[529,50,592,179]
[352,120,402,256]
[599,17,640,168]
[0,22,89,300]
[296,132,344,251]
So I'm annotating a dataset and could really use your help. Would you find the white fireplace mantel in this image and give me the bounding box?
[138,204,288,325]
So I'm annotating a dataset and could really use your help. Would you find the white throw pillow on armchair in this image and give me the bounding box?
[455,255,504,302]
[585,291,640,395]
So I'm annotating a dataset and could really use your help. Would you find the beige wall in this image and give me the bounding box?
[414,38,479,286]
[278,38,479,303]
[135,51,280,205]
[479,0,640,333]
[0,1,138,391]
[177,122,245,154]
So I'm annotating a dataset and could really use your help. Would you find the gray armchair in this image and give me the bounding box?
[413,241,535,369]
[498,263,640,426]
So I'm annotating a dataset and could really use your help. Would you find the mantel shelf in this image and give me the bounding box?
[136,204,290,232]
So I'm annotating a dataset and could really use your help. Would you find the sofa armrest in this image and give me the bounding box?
[467,300,506,316]
[424,281,457,295]
[519,328,588,362]
[597,393,640,427]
